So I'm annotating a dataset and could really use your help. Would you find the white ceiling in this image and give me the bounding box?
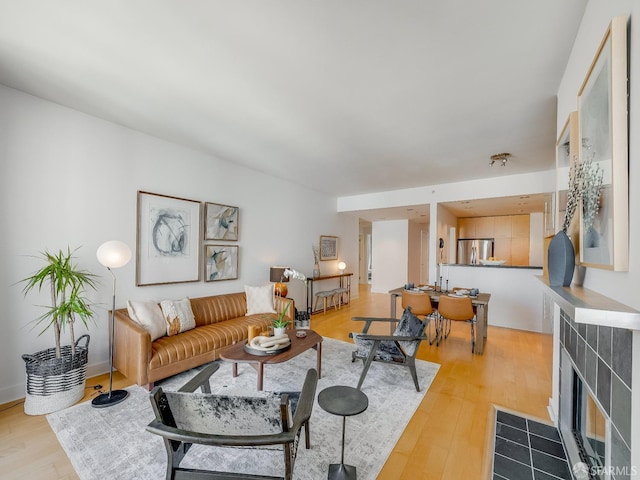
[0,1,587,205]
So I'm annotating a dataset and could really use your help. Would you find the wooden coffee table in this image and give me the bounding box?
[220,330,323,390]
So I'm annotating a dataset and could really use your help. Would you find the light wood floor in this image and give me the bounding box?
[0,285,553,480]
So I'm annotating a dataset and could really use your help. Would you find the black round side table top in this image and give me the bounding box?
[318,385,368,417]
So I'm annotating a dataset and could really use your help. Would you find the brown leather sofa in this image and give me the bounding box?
[113,292,294,389]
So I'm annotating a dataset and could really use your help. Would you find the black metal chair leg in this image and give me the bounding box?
[407,361,420,392]
[470,321,476,353]
[356,340,380,390]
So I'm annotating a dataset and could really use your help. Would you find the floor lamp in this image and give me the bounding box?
[92,240,132,408]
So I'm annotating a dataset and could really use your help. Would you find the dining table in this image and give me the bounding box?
[388,286,491,355]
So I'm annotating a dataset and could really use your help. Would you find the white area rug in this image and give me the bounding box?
[48,338,439,480]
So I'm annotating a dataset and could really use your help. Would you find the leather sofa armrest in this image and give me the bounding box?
[274,296,295,320]
[113,309,152,387]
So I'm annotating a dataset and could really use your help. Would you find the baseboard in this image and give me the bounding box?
[547,401,558,425]
[0,383,25,407]
[482,404,498,480]
[0,360,112,406]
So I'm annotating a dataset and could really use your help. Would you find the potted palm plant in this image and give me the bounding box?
[21,247,98,415]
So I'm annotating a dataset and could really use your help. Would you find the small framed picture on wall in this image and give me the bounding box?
[319,235,338,261]
[205,202,239,241]
[205,245,238,281]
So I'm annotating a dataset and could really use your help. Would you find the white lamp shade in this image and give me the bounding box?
[97,240,132,268]
[338,261,346,271]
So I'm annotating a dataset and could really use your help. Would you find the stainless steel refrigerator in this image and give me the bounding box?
[457,238,494,264]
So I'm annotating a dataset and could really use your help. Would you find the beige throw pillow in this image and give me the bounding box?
[245,284,276,315]
[160,298,196,336]
[126,300,166,341]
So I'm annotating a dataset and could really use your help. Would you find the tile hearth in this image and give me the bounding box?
[492,410,572,480]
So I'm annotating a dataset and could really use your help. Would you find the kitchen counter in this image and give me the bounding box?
[439,264,547,333]
[450,264,543,269]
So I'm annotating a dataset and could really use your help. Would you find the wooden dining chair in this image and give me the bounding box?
[401,290,436,344]
[437,294,477,353]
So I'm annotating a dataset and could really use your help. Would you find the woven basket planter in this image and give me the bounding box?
[22,334,90,415]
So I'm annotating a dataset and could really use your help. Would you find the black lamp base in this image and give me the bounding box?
[91,389,129,408]
[328,464,357,480]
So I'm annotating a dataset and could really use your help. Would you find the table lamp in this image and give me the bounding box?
[92,240,131,408]
[338,261,346,274]
[270,266,289,297]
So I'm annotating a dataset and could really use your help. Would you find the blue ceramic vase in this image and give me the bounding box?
[548,230,575,287]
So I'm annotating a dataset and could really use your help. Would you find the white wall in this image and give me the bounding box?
[437,204,458,266]
[0,84,358,404]
[556,0,640,471]
[407,220,422,285]
[371,220,408,293]
[529,212,544,266]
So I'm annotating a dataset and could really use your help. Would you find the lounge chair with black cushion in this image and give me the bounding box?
[350,306,428,392]
[146,363,318,480]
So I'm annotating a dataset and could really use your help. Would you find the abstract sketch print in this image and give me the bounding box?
[149,206,190,257]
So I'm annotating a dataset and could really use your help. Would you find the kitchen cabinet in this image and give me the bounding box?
[494,238,511,264]
[511,215,530,238]
[511,238,530,266]
[458,218,475,238]
[475,216,495,238]
[494,216,512,238]
[457,214,531,265]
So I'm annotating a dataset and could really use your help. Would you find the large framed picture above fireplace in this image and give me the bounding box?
[577,15,628,271]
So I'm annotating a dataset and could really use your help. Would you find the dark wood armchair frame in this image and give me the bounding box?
[350,316,428,392]
[146,363,318,480]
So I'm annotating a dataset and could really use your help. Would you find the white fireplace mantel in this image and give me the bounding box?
[538,276,640,331]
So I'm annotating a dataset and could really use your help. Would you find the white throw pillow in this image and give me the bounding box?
[160,298,196,336]
[126,300,166,341]
[245,284,276,315]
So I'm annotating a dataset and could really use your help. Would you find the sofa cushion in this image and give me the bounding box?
[127,300,166,341]
[245,284,276,315]
[161,298,196,336]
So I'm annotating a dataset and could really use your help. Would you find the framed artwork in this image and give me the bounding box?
[136,191,201,286]
[555,112,579,250]
[205,202,239,241]
[319,235,338,261]
[205,245,238,281]
[577,15,628,271]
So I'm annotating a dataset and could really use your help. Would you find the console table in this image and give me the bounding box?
[306,273,353,314]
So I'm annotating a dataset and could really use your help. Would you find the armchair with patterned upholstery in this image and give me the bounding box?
[146,363,318,480]
[350,307,428,392]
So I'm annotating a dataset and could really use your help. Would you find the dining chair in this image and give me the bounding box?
[401,290,436,344]
[437,294,477,353]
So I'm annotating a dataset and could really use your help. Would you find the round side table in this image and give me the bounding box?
[317,385,369,480]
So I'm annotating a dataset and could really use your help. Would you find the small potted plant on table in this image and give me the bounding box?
[273,303,291,336]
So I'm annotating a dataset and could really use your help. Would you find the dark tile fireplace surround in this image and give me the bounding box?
[559,307,633,478]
